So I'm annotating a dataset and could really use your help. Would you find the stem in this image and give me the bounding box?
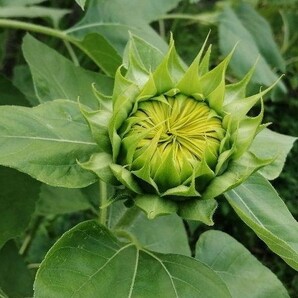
[99,180,108,226]
[0,19,73,42]
[63,40,80,66]
[158,19,166,40]
[0,19,93,69]
[114,206,141,230]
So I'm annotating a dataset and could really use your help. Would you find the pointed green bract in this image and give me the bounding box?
[104,34,282,222]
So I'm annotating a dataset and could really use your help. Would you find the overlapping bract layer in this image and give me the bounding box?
[87,35,276,222]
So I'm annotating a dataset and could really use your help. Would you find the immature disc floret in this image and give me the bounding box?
[119,94,224,192]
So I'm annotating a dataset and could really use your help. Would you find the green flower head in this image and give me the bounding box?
[86,35,277,223]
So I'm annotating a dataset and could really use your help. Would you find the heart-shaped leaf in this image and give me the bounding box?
[34,220,231,297]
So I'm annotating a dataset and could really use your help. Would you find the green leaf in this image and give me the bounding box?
[250,128,297,180]
[75,0,86,10]
[135,194,178,219]
[0,100,99,188]
[127,214,191,255]
[195,230,289,298]
[79,152,119,185]
[0,241,34,298]
[203,151,272,200]
[177,199,218,225]
[34,220,231,297]
[13,65,39,106]
[110,203,191,255]
[68,0,181,53]
[22,34,114,109]
[77,33,122,76]
[0,288,8,298]
[218,5,286,94]
[225,173,298,271]
[123,34,164,73]
[235,3,285,71]
[0,166,40,248]
[36,184,93,215]
[0,74,29,106]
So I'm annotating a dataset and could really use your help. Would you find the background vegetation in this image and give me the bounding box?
[0,0,297,296]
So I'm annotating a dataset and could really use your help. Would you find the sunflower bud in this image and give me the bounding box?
[104,35,276,222]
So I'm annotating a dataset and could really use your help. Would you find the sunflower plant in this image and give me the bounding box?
[0,0,297,297]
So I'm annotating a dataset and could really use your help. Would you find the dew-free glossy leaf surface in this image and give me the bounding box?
[196,230,289,297]
[34,221,231,297]
[0,166,40,248]
[0,100,99,188]
[225,173,298,271]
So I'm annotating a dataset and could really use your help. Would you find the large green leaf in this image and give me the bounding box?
[225,173,298,271]
[0,166,40,248]
[22,34,114,109]
[67,0,181,53]
[218,5,286,93]
[234,3,285,71]
[251,128,296,180]
[0,100,99,188]
[34,220,231,297]
[36,185,94,215]
[0,241,34,298]
[196,230,289,298]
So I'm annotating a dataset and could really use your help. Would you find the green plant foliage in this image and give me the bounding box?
[36,185,94,215]
[0,74,29,106]
[225,173,298,271]
[110,203,191,255]
[196,230,289,297]
[218,3,286,95]
[0,167,40,248]
[0,100,99,188]
[75,0,86,10]
[0,0,296,296]
[0,0,69,27]
[0,241,34,298]
[22,34,114,108]
[34,221,231,297]
[250,128,297,180]
[67,0,181,53]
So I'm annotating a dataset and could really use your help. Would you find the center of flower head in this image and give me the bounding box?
[120,94,224,192]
